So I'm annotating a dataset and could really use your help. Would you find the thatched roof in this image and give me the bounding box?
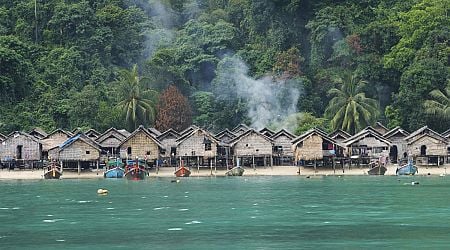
[0,132,6,141]
[41,129,73,151]
[176,127,220,146]
[229,129,272,147]
[96,128,128,144]
[259,127,275,137]
[85,129,101,138]
[342,128,390,147]
[157,128,180,141]
[373,122,389,135]
[328,129,351,140]
[441,128,450,138]
[383,126,410,139]
[292,128,337,147]
[59,133,101,152]
[29,127,48,139]
[215,129,236,144]
[405,126,447,144]
[147,127,162,137]
[178,125,199,136]
[119,126,163,148]
[4,131,41,144]
[231,124,251,136]
[271,129,295,140]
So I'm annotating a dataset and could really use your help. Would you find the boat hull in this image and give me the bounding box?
[396,163,418,175]
[175,167,191,177]
[104,167,125,178]
[368,166,387,175]
[44,168,62,179]
[125,168,148,180]
[226,166,245,176]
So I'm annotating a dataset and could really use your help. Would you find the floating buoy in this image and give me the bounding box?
[411,181,419,185]
[97,189,109,195]
[170,179,180,183]
[439,174,445,177]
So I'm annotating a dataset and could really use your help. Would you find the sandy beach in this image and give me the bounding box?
[1,164,449,180]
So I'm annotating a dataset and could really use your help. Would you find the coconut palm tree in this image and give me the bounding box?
[325,73,380,134]
[116,64,158,130]
[424,84,450,120]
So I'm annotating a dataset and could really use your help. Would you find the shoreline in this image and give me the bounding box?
[0,164,448,180]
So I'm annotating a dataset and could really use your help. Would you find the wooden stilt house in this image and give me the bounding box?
[229,129,273,167]
[178,125,199,137]
[95,128,128,158]
[405,126,448,166]
[383,127,409,163]
[271,129,295,165]
[57,133,101,173]
[85,129,101,140]
[342,127,390,165]
[0,131,42,168]
[41,129,73,160]
[157,128,180,166]
[328,129,351,143]
[214,129,236,168]
[119,126,163,167]
[148,128,162,138]
[176,128,220,169]
[292,128,343,167]
[373,122,389,135]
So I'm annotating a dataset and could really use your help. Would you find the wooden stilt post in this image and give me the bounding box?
[60,161,63,174]
[77,160,81,175]
[214,156,217,174]
[252,155,255,171]
[210,158,212,176]
[197,156,200,174]
[333,157,335,174]
[314,156,317,175]
[96,160,99,175]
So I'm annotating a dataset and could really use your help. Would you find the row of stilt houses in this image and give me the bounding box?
[1,122,450,171]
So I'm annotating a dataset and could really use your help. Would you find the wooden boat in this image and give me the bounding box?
[396,160,418,175]
[174,162,191,177]
[226,166,245,176]
[368,165,387,175]
[104,158,125,178]
[124,159,149,180]
[44,162,62,179]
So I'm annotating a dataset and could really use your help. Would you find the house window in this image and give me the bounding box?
[127,147,132,155]
[146,151,151,155]
[205,143,211,151]
[86,151,90,155]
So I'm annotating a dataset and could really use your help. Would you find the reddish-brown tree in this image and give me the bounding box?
[155,85,192,132]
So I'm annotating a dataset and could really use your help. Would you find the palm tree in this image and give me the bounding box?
[116,64,158,130]
[424,84,450,120]
[325,73,380,134]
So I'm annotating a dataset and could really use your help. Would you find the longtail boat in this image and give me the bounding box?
[104,158,125,178]
[226,166,245,176]
[174,161,191,177]
[44,162,62,179]
[124,159,149,180]
[396,159,418,175]
[367,161,387,175]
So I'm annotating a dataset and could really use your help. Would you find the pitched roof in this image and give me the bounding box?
[96,128,128,144]
[292,128,337,146]
[271,129,295,140]
[117,129,131,137]
[229,129,272,147]
[231,124,251,134]
[157,128,180,140]
[342,128,391,147]
[328,129,351,140]
[85,129,101,138]
[176,128,220,145]
[43,128,73,139]
[119,126,163,148]
[5,131,41,144]
[259,127,275,137]
[147,127,162,137]
[179,125,199,136]
[442,128,450,138]
[0,132,6,141]
[29,127,48,139]
[404,126,447,143]
[59,133,101,151]
[383,126,410,139]
[373,122,389,134]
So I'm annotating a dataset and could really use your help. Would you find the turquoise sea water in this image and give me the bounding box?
[1,176,450,249]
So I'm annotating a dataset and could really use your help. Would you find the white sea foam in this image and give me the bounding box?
[47,215,54,217]
[253,203,258,206]
[141,197,147,199]
[43,219,64,223]
[135,208,143,211]
[153,207,164,210]
[178,208,189,211]
[231,208,236,210]
[78,201,91,203]
[250,216,256,219]
[184,196,189,198]
[184,192,189,194]
[0,208,9,210]
[106,208,115,210]
[185,220,202,225]
[56,239,65,242]
[36,196,40,198]
[168,228,183,231]
[163,195,168,198]
[12,207,20,210]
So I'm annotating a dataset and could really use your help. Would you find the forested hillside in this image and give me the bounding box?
[0,0,448,135]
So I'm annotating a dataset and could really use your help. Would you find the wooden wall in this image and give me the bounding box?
[0,133,41,160]
[177,131,217,158]
[294,134,323,161]
[159,136,178,157]
[233,133,272,156]
[119,131,160,160]
[408,136,447,156]
[59,140,100,161]
[273,135,294,157]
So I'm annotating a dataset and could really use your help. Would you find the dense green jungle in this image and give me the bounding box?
[0,0,448,135]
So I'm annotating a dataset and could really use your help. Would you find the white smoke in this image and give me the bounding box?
[214,56,302,131]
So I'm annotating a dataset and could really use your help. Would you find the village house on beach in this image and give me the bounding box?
[53,133,101,173]
[118,126,163,166]
[342,126,391,165]
[95,128,128,158]
[157,128,180,166]
[271,129,295,166]
[292,128,343,168]
[259,127,275,138]
[229,129,273,167]
[215,129,236,167]
[0,131,42,168]
[176,127,220,169]
[383,127,410,163]
[405,126,448,166]
[42,129,73,160]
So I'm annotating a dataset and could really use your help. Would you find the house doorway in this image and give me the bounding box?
[389,145,398,163]
[17,145,23,159]
[420,145,427,156]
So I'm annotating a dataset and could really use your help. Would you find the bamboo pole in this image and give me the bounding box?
[77,160,81,175]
